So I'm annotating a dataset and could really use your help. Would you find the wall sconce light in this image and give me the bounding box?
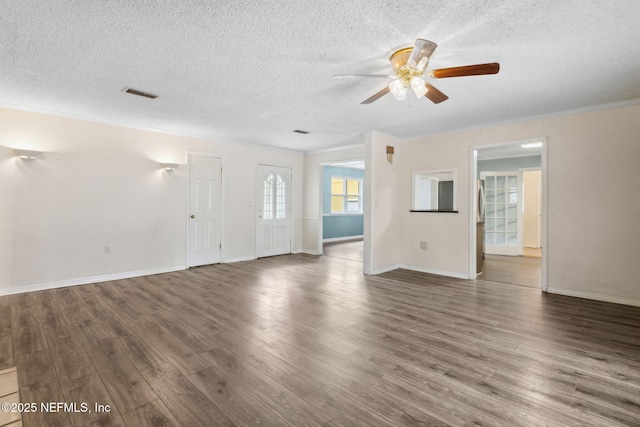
[386,146,394,164]
[13,148,44,160]
[160,162,179,171]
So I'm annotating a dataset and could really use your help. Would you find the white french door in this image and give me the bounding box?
[187,155,222,267]
[482,171,523,256]
[256,165,291,258]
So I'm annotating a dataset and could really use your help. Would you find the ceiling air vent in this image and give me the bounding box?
[122,87,158,99]
[293,130,310,134]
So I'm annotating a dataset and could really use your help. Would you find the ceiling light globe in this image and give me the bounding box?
[410,76,427,98]
[389,79,408,101]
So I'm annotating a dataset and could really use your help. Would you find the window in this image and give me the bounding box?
[263,173,287,220]
[331,177,362,213]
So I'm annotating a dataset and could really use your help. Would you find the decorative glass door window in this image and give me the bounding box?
[482,171,523,256]
[263,173,287,220]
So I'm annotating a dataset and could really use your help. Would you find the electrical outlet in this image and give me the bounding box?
[104,245,111,254]
[420,241,427,250]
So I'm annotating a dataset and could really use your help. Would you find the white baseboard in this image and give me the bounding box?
[546,287,640,308]
[0,265,186,296]
[300,249,320,255]
[399,264,470,280]
[372,264,400,275]
[222,255,256,263]
[323,235,364,243]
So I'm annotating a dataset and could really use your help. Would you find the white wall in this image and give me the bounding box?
[364,131,401,274]
[380,103,640,305]
[0,107,303,294]
[302,143,364,254]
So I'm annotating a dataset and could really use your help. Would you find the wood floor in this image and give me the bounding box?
[1,254,640,426]
[482,254,542,288]
[322,239,364,263]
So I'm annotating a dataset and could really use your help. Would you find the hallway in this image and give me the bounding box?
[481,254,541,288]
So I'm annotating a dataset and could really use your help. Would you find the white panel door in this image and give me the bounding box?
[256,165,291,258]
[482,171,523,256]
[187,155,222,267]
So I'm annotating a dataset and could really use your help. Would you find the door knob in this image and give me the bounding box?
[191,215,195,219]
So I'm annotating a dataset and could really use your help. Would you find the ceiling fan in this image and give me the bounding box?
[333,38,500,105]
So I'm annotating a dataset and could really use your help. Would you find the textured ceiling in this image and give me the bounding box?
[2,1,640,152]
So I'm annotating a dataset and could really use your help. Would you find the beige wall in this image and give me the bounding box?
[0,107,303,294]
[378,103,640,305]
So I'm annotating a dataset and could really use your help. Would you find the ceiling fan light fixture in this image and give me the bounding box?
[410,76,428,98]
[389,79,408,100]
[416,57,429,71]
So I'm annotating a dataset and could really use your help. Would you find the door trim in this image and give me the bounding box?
[469,137,548,291]
[186,153,224,267]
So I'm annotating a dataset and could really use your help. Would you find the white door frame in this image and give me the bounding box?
[186,152,224,267]
[469,137,548,291]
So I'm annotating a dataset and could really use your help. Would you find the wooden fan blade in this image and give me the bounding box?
[407,39,438,70]
[361,87,390,104]
[333,74,394,79]
[429,62,500,79]
[424,83,448,104]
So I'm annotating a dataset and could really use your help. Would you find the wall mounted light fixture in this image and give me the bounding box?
[160,162,179,171]
[13,148,44,160]
[386,146,394,164]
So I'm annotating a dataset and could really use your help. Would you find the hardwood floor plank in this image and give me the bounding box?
[199,345,331,427]
[140,363,236,427]
[0,334,13,371]
[187,365,290,426]
[0,299,11,336]
[15,349,57,388]
[60,373,127,427]
[211,331,323,397]
[12,321,47,356]
[92,347,158,413]
[1,252,639,427]
[45,335,95,382]
[20,381,72,427]
[133,320,212,375]
[304,384,397,427]
[112,332,169,373]
[121,398,182,427]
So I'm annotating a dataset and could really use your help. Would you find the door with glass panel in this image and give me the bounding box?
[481,171,523,256]
[256,165,292,258]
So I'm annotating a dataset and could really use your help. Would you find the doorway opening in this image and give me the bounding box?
[319,159,365,264]
[470,138,547,290]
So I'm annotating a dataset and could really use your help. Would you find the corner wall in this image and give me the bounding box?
[0,107,303,294]
[390,103,640,305]
[364,131,401,274]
